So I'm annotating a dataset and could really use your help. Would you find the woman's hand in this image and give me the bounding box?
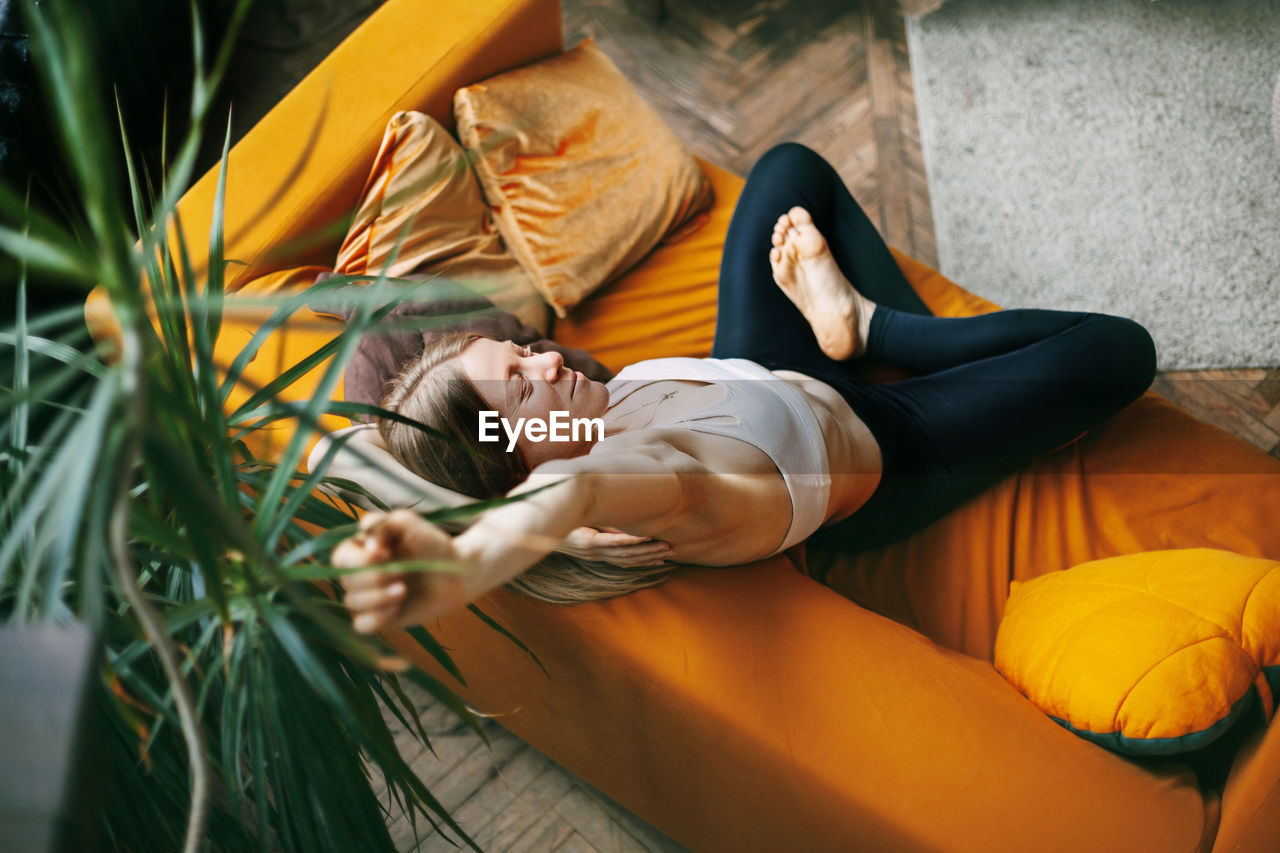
[332,509,471,633]
[557,526,676,567]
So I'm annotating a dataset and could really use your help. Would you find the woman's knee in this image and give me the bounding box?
[757,141,821,165]
[1084,314,1157,395]
[748,142,831,187]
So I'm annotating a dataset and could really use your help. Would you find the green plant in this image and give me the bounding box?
[0,1,523,850]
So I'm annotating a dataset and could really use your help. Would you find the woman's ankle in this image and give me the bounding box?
[856,295,877,359]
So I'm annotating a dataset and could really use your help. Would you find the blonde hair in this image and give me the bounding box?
[378,333,675,604]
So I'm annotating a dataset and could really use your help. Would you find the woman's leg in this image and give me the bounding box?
[873,308,1155,471]
[711,143,1158,554]
[712,142,930,370]
[814,308,1157,553]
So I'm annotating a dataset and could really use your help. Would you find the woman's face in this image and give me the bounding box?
[456,338,609,466]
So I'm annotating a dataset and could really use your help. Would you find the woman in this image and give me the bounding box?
[334,143,1156,633]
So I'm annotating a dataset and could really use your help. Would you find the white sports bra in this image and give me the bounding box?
[602,357,832,555]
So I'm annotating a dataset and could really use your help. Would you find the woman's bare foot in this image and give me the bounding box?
[769,206,875,361]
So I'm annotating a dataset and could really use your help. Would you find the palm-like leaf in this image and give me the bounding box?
[1,1,547,850]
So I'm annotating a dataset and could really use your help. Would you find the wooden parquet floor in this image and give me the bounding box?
[210,0,1280,850]
[565,0,936,267]
[375,681,688,853]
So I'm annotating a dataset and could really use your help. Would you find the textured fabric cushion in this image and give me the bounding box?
[453,38,714,318]
[995,549,1280,756]
[332,110,549,332]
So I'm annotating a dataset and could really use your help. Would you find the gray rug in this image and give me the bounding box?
[908,0,1280,370]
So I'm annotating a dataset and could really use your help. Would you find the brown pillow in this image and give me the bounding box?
[454,38,714,318]
[333,110,550,332]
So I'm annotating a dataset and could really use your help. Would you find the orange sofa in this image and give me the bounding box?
[90,0,1280,849]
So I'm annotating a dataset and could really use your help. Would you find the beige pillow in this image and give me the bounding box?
[454,38,714,318]
[333,110,549,332]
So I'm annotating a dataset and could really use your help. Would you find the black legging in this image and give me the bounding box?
[712,143,1156,555]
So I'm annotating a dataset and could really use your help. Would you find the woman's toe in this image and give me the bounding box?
[769,246,783,267]
[788,205,813,226]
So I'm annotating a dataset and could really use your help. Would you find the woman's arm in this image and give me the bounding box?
[334,447,686,631]
[456,450,683,592]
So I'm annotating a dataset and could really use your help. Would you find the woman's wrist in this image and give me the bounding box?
[450,532,495,599]
[450,523,561,600]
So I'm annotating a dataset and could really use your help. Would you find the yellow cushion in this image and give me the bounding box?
[995,549,1280,756]
[332,110,547,332]
[454,38,714,318]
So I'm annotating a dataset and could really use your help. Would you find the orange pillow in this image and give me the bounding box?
[333,110,548,332]
[453,38,714,318]
[995,549,1280,757]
